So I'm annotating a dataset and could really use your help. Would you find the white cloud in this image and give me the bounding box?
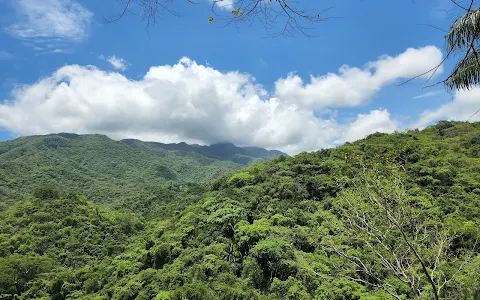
[5,0,93,51]
[0,59,337,154]
[274,46,443,111]
[35,48,73,56]
[1,47,437,155]
[100,55,128,71]
[342,110,398,143]
[413,88,480,128]
[0,51,14,60]
[210,0,234,10]
[413,90,441,99]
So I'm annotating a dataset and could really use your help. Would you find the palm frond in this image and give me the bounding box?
[445,49,480,90]
[446,8,480,51]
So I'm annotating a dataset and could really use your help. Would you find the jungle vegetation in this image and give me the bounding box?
[1,121,479,299]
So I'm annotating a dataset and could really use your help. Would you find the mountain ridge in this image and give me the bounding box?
[0,132,285,205]
[121,138,289,163]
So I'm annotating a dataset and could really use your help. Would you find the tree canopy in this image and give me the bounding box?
[1,121,479,299]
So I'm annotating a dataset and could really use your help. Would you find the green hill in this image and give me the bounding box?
[121,140,288,165]
[0,191,144,299]
[1,121,480,299]
[0,133,285,208]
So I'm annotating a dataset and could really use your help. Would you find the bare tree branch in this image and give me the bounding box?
[106,0,333,37]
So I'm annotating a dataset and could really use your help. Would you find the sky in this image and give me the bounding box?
[0,0,479,155]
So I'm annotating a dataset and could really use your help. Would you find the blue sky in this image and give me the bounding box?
[0,0,478,154]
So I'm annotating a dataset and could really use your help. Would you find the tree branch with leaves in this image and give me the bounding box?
[330,164,479,299]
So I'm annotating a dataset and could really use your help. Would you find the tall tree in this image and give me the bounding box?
[332,164,478,300]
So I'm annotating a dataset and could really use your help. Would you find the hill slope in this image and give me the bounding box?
[101,120,478,300]
[121,140,288,164]
[0,133,285,206]
[0,191,144,298]
[1,121,479,299]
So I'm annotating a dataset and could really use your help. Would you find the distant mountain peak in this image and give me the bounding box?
[211,141,235,145]
[4,133,288,164]
[120,139,287,164]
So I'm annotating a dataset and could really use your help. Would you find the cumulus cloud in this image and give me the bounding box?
[342,110,398,143]
[413,88,480,128]
[274,46,443,111]
[5,0,93,51]
[210,0,234,9]
[100,55,128,71]
[0,59,335,154]
[0,46,440,154]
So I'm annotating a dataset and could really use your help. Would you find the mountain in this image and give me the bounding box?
[1,121,479,299]
[0,133,284,206]
[121,139,288,164]
[242,146,287,160]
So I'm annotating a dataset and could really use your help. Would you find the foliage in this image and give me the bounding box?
[444,4,480,91]
[0,121,480,299]
[0,191,144,299]
[0,133,276,210]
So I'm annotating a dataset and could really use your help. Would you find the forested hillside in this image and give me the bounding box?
[0,133,285,210]
[1,121,480,299]
[122,140,287,164]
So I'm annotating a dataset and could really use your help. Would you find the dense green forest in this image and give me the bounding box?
[0,133,285,216]
[1,121,479,299]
